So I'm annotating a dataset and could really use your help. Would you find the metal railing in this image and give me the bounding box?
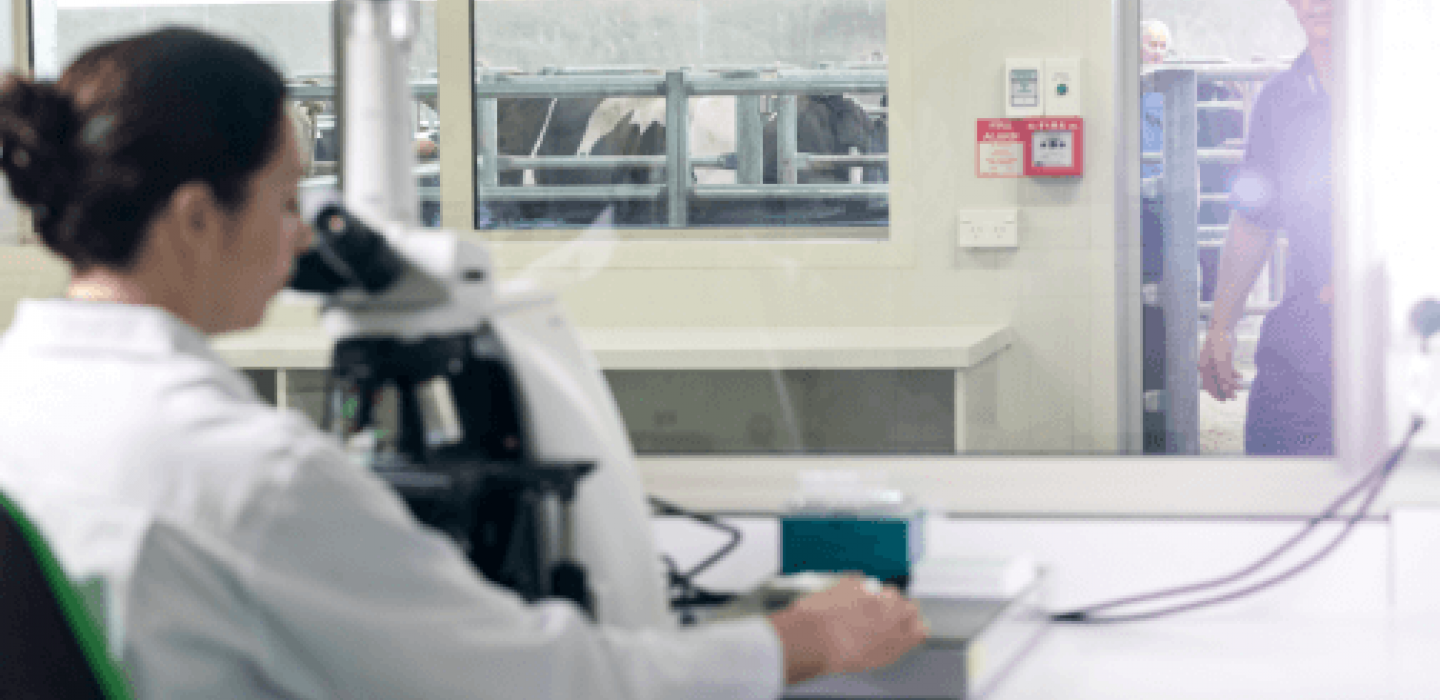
[472,68,889,228]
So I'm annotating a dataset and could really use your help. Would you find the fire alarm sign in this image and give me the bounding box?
[976,119,1024,179]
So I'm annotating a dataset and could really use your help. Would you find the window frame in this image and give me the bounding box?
[440,0,914,271]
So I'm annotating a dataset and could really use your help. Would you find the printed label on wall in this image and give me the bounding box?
[977,119,1024,179]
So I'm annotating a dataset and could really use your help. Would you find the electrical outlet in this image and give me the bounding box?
[956,213,985,247]
[957,209,1019,249]
[991,211,1018,246]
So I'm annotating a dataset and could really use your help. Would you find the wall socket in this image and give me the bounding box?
[956,209,1019,249]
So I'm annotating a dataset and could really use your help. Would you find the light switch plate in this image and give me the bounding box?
[1005,59,1046,118]
[957,209,1019,249]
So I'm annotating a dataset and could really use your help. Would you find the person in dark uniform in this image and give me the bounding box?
[1198,0,1335,455]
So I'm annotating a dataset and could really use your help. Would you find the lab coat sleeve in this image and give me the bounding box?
[240,434,785,700]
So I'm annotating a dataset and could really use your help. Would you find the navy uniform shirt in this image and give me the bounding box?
[1231,51,1333,382]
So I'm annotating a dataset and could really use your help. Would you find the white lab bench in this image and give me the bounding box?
[213,323,1012,453]
[652,514,1440,698]
[989,616,1440,700]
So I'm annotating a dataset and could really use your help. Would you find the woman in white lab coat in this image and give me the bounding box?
[0,27,924,700]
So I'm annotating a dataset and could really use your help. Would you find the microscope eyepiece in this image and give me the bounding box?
[289,203,409,295]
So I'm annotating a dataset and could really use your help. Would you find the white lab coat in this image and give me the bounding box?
[0,299,782,700]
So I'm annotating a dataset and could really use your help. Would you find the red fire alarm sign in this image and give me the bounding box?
[976,119,1024,179]
[1020,117,1084,178]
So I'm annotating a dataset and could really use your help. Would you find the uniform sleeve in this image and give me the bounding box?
[1231,81,1285,230]
[239,435,784,700]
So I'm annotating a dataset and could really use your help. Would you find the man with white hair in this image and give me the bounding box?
[1142,19,1173,65]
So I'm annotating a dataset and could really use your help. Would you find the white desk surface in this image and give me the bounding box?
[212,324,1014,370]
[988,615,1440,700]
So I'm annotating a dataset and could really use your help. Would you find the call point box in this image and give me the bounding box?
[1021,117,1084,178]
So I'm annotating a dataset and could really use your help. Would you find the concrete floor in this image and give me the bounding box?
[1199,388,1249,454]
[1196,348,1256,455]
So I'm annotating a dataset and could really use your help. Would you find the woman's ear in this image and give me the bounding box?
[159,182,227,259]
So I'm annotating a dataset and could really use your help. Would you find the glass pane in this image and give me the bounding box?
[449,1,1338,458]
[471,0,888,233]
[6,1,1348,460]
[32,0,441,226]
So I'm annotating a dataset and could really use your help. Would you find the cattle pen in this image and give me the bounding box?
[289,65,891,229]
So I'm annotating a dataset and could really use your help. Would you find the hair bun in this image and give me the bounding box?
[0,74,81,219]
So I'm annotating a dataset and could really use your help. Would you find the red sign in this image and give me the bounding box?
[976,119,1024,179]
[1020,117,1084,178]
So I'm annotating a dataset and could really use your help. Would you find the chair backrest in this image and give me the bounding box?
[0,491,133,700]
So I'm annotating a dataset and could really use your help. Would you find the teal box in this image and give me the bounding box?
[780,513,925,584]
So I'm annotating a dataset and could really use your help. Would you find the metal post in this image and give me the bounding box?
[332,2,349,192]
[341,0,419,227]
[666,70,690,228]
[275,369,289,410]
[1157,69,1200,455]
[733,71,764,185]
[848,146,863,184]
[477,71,499,189]
[778,94,799,185]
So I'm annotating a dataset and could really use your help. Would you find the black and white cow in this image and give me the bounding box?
[481,92,887,228]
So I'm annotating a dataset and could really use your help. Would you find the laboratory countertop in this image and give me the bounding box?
[988,615,1440,700]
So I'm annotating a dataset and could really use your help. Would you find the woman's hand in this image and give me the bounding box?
[1199,329,1245,401]
[768,576,929,684]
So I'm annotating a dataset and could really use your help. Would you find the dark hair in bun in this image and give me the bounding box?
[0,27,287,271]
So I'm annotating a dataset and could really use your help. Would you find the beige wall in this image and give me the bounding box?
[0,0,1122,454]
[0,248,67,329]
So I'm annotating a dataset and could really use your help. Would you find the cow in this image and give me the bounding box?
[480,91,888,229]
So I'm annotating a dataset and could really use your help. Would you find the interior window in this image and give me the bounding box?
[30,0,442,226]
[470,0,889,233]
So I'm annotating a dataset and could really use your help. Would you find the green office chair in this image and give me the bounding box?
[0,490,133,700]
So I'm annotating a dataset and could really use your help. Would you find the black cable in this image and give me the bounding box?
[649,496,743,610]
[648,496,744,580]
[1052,417,1425,624]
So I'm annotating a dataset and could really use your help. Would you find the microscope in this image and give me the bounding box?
[286,0,671,628]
